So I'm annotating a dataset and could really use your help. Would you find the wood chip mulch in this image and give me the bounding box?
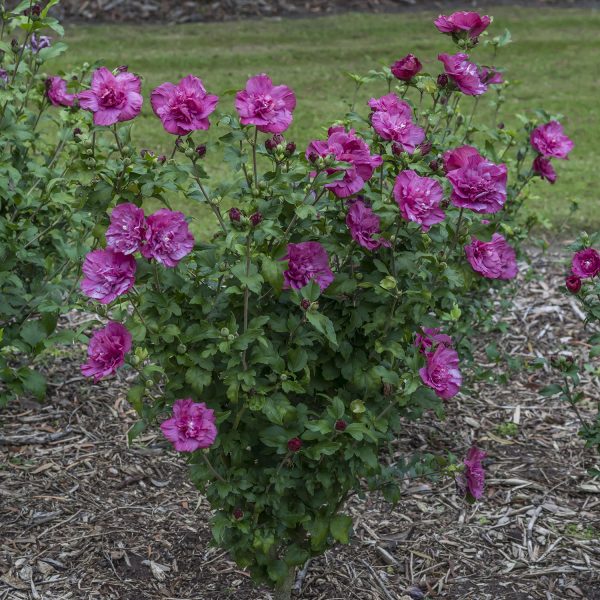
[1,246,599,600]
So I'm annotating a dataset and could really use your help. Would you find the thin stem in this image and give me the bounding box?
[193,175,227,233]
[252,127,258,189]
[462,97,479,143]
[170,136,181,159]
[202,453,226,483]
[449,208,465,256]
[241,234,251,371]
[153,263,162,292]
[112,125,124,156]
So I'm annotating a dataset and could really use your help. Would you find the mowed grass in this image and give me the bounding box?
[50,7,599,230]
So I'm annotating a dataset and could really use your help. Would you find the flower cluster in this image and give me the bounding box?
[565,247,599,293]
[417,329,462,399]
[531,121,574,184]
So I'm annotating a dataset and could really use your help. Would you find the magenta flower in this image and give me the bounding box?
[306,126,382,198]
[46,76,75,107]
[151,75,219,136]
[532,156,557,184]
[465,234,518,280]
[443,145,482,172]
[479,66,504,85]
[458,446,486,500]
[78,67,143,126]
[346,199,391,251]
[160,399,217,452]
[571,248,600,279]
[141,209,194,268]
[391,54,422,81]
[372,111,425,154]
[235,74,296,134]
[415,327,453,354]
[438,53,487,96]
[419,344,462,400]
[393,170,445,231]
[565,274,582,294]
[106,203,147,255]
[80,248,136,304]
[30,34,51,53]
[434,11,491,39]
[530,121,574,159]
[368,93,412,118]
[283,241,334,291]
[81,322,132,382]
[446,152,507,214]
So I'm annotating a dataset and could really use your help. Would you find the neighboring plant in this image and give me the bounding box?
[543,236,600,456]
[0,0,102,404]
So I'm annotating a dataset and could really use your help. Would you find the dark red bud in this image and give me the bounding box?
[285,142,296,155]
[265,138,277,152]
[391,143,403,156]
[287,437,303,453]
[418,141,432,156]
[334,419,347,432]
[272,134,284,145]
[429,159,440,171]
[228,208,241,222]
[565,274,582,294]
[157,154,167,164]
[195,144,207,158]
[437,74,449,88]
[497,122,505,130]
[250,212,263,227]
[300,298,311,310]
[116,65,128,73]
[307,152,319,164]
[439,96,448,106]
[233,507,244,520]
[73,127,82,139]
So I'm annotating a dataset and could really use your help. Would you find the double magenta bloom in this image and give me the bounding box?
[416,328,462,400]
[160,399,217,452]
[531,121,574,184]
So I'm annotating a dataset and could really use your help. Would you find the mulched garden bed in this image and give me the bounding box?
[37,0,599,24]
[1,246,599,599]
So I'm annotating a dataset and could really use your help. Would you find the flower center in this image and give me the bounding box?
[100,86,125,108]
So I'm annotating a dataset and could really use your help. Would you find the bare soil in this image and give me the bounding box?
[1,247,600,599]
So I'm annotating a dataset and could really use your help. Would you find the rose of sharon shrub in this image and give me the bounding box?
[73,11,576,598]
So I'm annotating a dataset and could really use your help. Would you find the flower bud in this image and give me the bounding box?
[228,207,241,222]
[437,74,449,88]
[307,151,319,164]
[300,298,311,310]
[272,134,284,145]
[287,437,303,453]
[265,138,277,152]
[184,147,195,159]
[391,143,403,156]
[157,154,167,164]
[285,141,296,155]
[233,507,244,520]
[220,327,230,337]
[417,140,432,156]
[116,65,128,73]
[565,274,582,294]
[227,334,235,342]
[32,4,42,17]
[140,148,154,159]
[177,344,187,354]
[195,144,207,158]
[439,96,448,106]
[429,159,440,171]
[73,127,82,139]
[250,212,263,227]
[497,122,505,130]
[145,379,154,388]
[334,419,347,432]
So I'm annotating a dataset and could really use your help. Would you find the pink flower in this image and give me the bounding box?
[368,93,412,118]
[151,75,219,136]
[81,322,131,382]
[141,209,195,268]
[419,344,462,400]
[306,126,382,198]
[235,73,296,134]
[532,156,556,184]
[106,203,147,255]
[415,327,453,354]
[346,199,391,250]
[457,447,486,500]
[283,241,334,291]
[393,170,445,231]
[465,234,517,280]
[571,248,600,279]
[160,399,217,452]
[80,248,136,304]
[78,67,143,126]
[434,11,491,39]
[391,54,422,81]
[446,152,507,214]
[369,93,424,153]
[438,53,487,96]
[46,76,75,107]
[443,145,482,172]
[530,121,574,159]
[30,33,52,53]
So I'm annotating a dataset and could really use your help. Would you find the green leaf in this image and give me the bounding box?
[186,367,212,393]
[20,320,47,348]
[127,420,146,444]
[19,368,46,400]
[306,312,338,347]
[540,384,562,397]
[287,347,308,372]
[330,514,353,544]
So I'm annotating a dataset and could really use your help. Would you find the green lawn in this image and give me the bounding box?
[51,7,599,230]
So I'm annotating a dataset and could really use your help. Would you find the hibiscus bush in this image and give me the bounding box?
[544,237,600,455]
[68,9,576,598]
